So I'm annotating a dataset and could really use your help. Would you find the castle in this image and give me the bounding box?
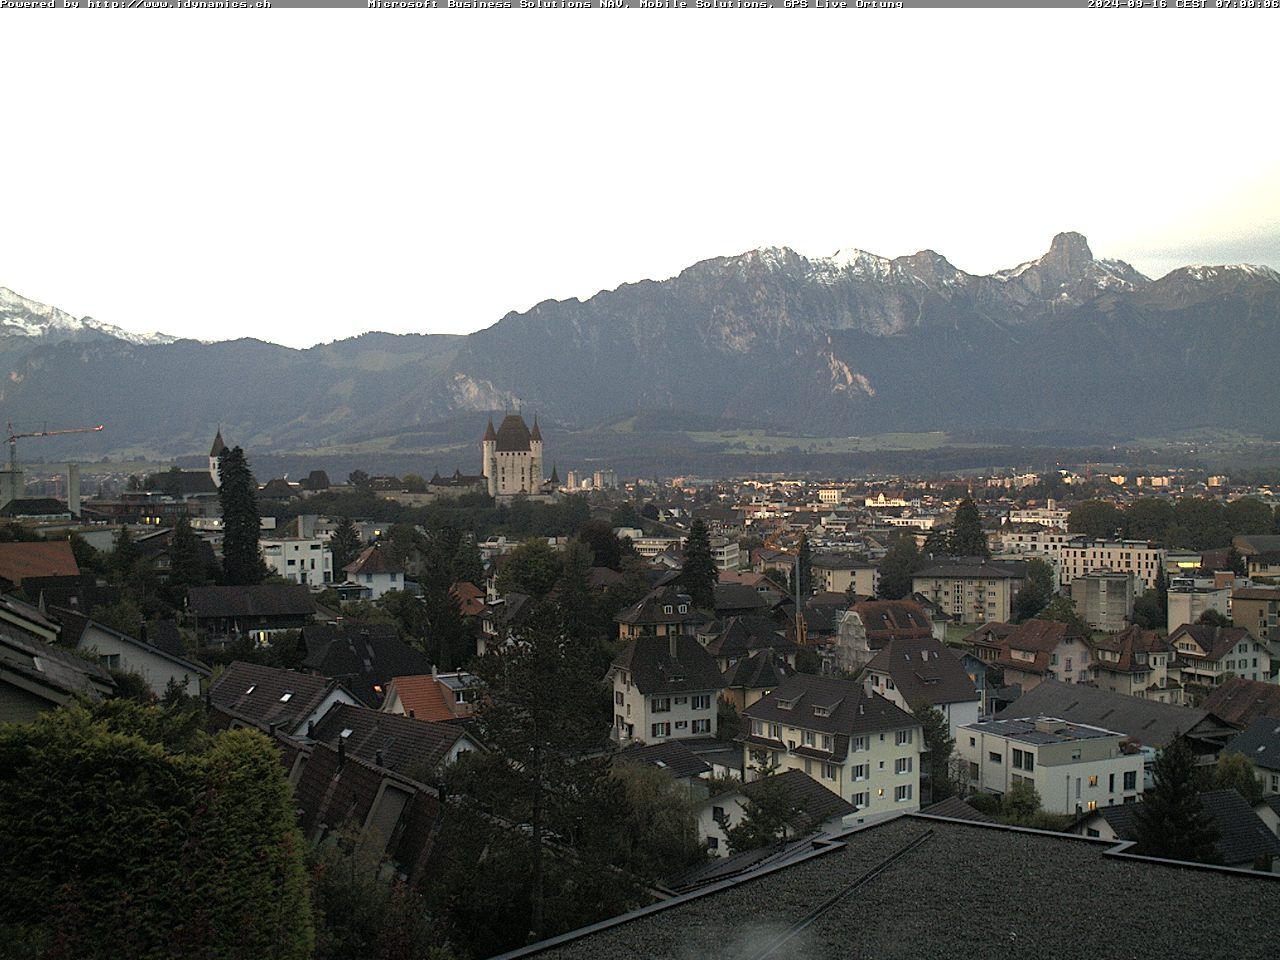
[481,413,557,502]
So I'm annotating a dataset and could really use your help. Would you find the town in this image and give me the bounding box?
[2,413,1280,958]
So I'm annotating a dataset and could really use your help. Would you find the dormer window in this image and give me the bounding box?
[678,604,688,614]
[279,692,293,702]
[813,706,831,718]
[664,605,673,615]
[777,697,797,711]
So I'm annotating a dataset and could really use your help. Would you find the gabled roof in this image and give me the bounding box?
[0,618,113,701]
[1168,623,1255,663]
[722,648,792,690]
[310,702,469,777]
[1202,678,1280,729]
[1005,618,1085,652]
[1224,715,1280,773]
[187,584,316,619]
[610,635,726,696]
[866,636,979,707]
[998,678,1231,749]
[1083,789,1280,867]
[919,796,997,824]
[209,661,340,734]
[0,498,72,518]
[738,769,856,833]
[1232,586,1280,601]
[301,624,432,707]
[385,672,479,723]
[0,541,79,585]
[702,616,790,660]
[743,674,917,740]
[616,586,695,625]
[712,582,772,613]
[849,599,933,643]
[52,606,209,677]
[451,581,486,617]
[343,543,405,576]
[616,739,712,780]
[1090,624,1170,674]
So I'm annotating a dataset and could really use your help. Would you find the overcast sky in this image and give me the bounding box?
[3,12,1277,349]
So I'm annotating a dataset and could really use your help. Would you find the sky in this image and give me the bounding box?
[3,12,1278,349]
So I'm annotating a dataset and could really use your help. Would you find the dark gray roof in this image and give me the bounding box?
[1203,678,1280,729]
[722,648,792,691]
[310,702,467,778]
[711,582,771,613]
[701,616,791,660]
[1084,789,1280,868]
[915,557,1027,580]
[301,625,432,708]
[998,679,1232,749]
[1225,716,1280,773]
[187,584,316,619]
[616,739,712,780]
[209,661,338,734]
[0,619,113,701]
[866,636,979,708]
[496,815,1280,960]
[919,796,997,824]
[610,635,725,696]
[810,554,876,570]
[494,413,533,452]
[738,769,855,832]
[616,586,696,626]
[744,674,918,741]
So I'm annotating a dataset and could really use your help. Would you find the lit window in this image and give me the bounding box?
[279,692,293,702]
[1088,775,1098,788]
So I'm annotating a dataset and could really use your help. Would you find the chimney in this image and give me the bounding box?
[337,739,346,769]
[68,463,81,516]
[375,749,384,767]
[268,722,277,737]
[408,709,415,719]
[306,719,315,737]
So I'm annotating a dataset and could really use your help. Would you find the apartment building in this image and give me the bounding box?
[1090,625,1181,703]
[958,716,1145,814]
[260,536,333,588]
[912,558,1027,624]
[1070,570,1134,632]
[1232,587,1280,641]
[995,619,1092,691]
[741,674,922,822]
[1167,577,1230,631]
[607,633,724,745]
[1169,624,1273,688]
[1057,540,1164,593]
[810,554,879,597]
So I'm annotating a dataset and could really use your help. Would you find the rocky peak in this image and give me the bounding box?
[1041,231,1094,284]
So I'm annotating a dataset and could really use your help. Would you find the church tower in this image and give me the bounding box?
[209,428,227,488]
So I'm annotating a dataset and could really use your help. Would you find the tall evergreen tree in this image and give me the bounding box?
[1134,735,1220,864]
[218,446,264,585]
[948,498,989,557]
[328,517,362,575]
[912,701,957,803]
[167,516,206,591]
[450,533,485,586]
[111,525,141,581]
[680,518,717,611]
[877,537,924,600]
[1012,558,1055,623]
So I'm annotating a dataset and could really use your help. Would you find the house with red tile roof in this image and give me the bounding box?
[0,540,78,589]
[382,670,482,723]
[994,618,1091,692]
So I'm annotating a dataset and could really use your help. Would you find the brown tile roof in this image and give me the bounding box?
[494,413,532,452]
[209,661,339,734]
[0,540,79,584]
[310,702,468,778]
[849,600,933,643]
[1202,678,1280,729]
[451,581,486,616]
[1168,624,1255,663]
[866,637,979,708]
[1232,587,1280,601]
[386,674,457,723]
[343,543,405,576]
[1004,619,1082,652]
[1091,625,1171,675]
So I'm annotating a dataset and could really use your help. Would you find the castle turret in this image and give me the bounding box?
[529,415,544,490]
[482,418,497,497]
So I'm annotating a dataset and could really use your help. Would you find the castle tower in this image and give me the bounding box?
[209,427,227,488]
[481,418,497,497]
[529,415,544,490]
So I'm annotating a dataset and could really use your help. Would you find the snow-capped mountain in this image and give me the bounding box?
[0,287,176,346]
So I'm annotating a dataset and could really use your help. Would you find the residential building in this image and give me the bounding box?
[696,616,793,672]
[616,740,713,800]
[709,537,741,572]
[1005,501,1070,529]
[1056,539,1164,593]
[342,543,407,600]
[741,674,922,819]
[1224,716,1280,797]
[0,619,114,723]
[1233,587,1280,641]
[1203,677,1280,729]
[208,660,359,736]
[260,536,333,587]
[820,599,933,676]
[912,557,1026,624]
[299,622,434,707]
[958,716,1144,814]
[1234,535,1280,581]
[186,584,317,643]
[697,769,856,856]
[1169,623,1272,689]
[1089,625,1181,703]
[994,619,1091,691]
[721,648,792,713]
[309,702,481,781]
[607,634,725,744]
[0,540,79,592]
[615,586,698,641]
[382,670,482,723]
[810,554,878,597]
[1167,577,1231,631]
[1068,789,1280,869]
[1070,569,1134,632]
[863,636,980,737]
[56,608,208,698]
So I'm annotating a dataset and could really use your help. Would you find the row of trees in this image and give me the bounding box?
[1068,496,1279,550]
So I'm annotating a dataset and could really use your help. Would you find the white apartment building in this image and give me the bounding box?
[818,488,844,505]
[1005,500,1070,530]
[261,537,333,587]
[958,716,1144,815]
[741,674,923,823]
[1057,540,1164,594]
[1167,578,1230,630]
[710,537,741,572]
[607,634,725,745]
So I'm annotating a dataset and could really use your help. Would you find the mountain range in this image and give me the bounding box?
[2,232,1279,463]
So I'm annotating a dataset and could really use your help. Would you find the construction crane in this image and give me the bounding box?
[6,422,105,476]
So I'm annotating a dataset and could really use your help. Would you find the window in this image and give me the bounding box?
[969,737,976,747]
[1012,748,1025,770]
[675,697,688,705]
[650,722,671,738]
[675,720,688,730]
[852,763,868,781]
[1087,800,1097,811]
[821,763,838,781]
[768,723,781,740]
[692,719,711,734]
[989,751,1002,764]
[968,761,979,780]
[712,806,726,823]
[803,731,815,747]
[652,697,671,713]
[678,604,688,614]
[692,694,711,710]
[895,757,913,774]
[279,692,293,703]
[853,792,869,808]
[895,729,914,746]
[1123,771,1137,791]
[614,691,623,705]
[1109,773,1115,792]
[1088,775,1098,788]
[895,784,913,802]
[1087,828,1100,838]
[707,837,719,850]
[821,734,832,751]
[664,605,673,615]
